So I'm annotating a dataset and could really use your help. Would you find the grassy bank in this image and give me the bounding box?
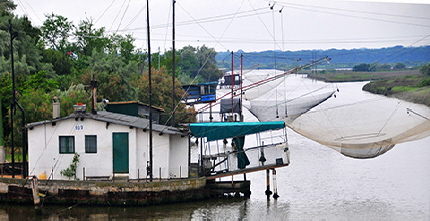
[362,75,430,107]
[308,70,430,107]
[308,70,421,82]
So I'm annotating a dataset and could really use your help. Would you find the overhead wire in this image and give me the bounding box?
[108,0,127,33]
[15,0,44,24]
[275,1,430,28]
[115,0,132,33]
[95,0,117,25]
[121,1,147,35]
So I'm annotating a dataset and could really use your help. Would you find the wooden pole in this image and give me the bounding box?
[171,0,176,127]
[146,0,153,182]
[265,169,272,198]
[272,169,279,199]
[31,176,42,214]
[0,96,5,164]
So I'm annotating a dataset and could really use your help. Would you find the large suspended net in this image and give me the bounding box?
[242,70,430,159]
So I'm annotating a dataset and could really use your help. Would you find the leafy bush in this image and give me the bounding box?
[60,153,80,180]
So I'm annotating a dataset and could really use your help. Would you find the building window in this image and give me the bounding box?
[85,135,97,153]
[59,136,75,154]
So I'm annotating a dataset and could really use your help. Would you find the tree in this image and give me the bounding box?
[0,16,45,76]
[176,45,222,83]
[378,63,391,71]
[420,63,430,76]
[352,63,370,72]
[131,67,195,123]
[85,50,138,102]
[40,13,74,52]
[41,49,72,75]
[393,62,406,70]
[196,45,223,82]
[73,19,108,56]
[0,0,16,15]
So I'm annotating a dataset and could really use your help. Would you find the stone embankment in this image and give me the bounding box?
[0,177,210,206]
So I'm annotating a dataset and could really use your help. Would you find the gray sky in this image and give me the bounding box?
[14,0,430,52]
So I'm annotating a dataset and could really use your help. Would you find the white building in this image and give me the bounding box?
[26,106,190,181]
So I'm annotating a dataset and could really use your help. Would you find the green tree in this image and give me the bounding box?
[0,16,45,76]
[393,62,406,70]
[40,13,74,52]
[41,48,72,75]
[73,19,109,56]
[195,45,222,82]
[378,63,391,71]
[23,70,58,93]
[85,51,138,102]
[420,63,430,76]
[353,63,370,72]
[131,67,195,123]
[0,0,16,15]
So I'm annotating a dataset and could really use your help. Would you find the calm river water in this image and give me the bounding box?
[1,77,429,220]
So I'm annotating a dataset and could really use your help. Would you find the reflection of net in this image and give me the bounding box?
[243,71,430,159]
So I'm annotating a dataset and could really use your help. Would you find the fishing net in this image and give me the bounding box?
[242,70,430,159]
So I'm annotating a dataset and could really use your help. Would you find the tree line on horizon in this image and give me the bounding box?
[216,46,430,71]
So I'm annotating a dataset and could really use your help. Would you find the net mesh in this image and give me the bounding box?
[242,70,430,159]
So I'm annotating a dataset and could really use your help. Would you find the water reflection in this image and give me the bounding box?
[0,198,249,220]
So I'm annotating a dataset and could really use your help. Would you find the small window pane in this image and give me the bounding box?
[85,135,97,153]
[59,136,75,154]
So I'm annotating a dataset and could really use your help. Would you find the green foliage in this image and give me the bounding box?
[353,63,371,72]
[40,13,74,52]
[378,63,392,71]
[86,51,138,102]
[0,0,16,12]
[41,49,72,75]
[420,63,430,76]
[393,62,406,70]
[418,78,430,87]
[23,70,58,93]
[60,153,80,180]
[391,85,420,92]
[0,16,45,76]
[73,19,108,56]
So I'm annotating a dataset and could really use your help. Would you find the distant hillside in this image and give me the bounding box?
[216,45,430,70]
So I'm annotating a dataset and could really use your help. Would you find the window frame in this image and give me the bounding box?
[59,136,75,154]
[85,135,97,153]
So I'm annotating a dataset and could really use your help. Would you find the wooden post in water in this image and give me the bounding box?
[265,169,272,198]
[30,176,42,214]
[272,169,279,199]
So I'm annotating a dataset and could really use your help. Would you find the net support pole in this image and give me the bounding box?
[265,169,272,198]
[273,169,279,199]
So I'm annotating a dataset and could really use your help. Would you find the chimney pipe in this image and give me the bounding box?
[52,96,60,119]
[91,80,97,114]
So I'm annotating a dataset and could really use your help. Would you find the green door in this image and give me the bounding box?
[113,132,129,173]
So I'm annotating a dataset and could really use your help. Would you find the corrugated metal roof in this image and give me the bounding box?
[26,111,187,136]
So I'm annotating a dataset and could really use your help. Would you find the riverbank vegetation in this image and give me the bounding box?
[308,63,430,107]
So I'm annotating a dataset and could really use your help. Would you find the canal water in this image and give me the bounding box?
[1,76,429,220]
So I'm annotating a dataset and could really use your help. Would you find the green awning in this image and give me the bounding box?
[189,121,285,141]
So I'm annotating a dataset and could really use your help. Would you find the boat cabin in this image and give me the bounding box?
[182,82,217,104]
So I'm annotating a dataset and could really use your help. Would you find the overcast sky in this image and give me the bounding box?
[13,0,430,52]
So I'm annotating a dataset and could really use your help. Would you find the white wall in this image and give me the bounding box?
[169,136,189,178]
[28,117,190,180]
[29,118,131,180]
